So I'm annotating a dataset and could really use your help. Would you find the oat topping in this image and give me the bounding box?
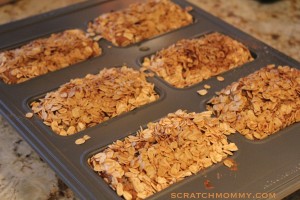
[197,89,208,96]
[0,29,101,84]
[83,135,91,141]
[75,138,86,145]
[216,76,225,82]
[88,110,237,200]
[30,66,159,135]
[207,65,300,140]
[204,84,211,89]
[25,112,33,118]
[87,0,193,47]
[142,32,253,88]
[75,135,91,145]
[223,158,237,171]
[223,159,234,168]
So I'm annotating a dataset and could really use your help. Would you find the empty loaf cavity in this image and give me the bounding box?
[87,0,193,47]
[142,32,253,88]
[30,66,159,135]
[207,65,300,140]
[0,29,101,84]
[89,110,237,200]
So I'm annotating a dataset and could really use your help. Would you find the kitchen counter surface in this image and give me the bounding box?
[0,0,299,199]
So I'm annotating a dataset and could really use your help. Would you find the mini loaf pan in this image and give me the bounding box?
[0,0,299,199]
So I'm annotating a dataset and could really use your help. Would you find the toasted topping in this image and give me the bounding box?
[142,32,253,88]
[31,66,159,135]
[0,29,101,84]
[89,110,237,199]
[207,65,300,140]
[88,0,193,47]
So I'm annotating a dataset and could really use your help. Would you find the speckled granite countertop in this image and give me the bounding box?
[0,0,299,199]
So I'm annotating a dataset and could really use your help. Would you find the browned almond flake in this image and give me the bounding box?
[25,112,33,118]
[197,89,208,96]
[207,65,300,140]
[31,66,159,135]
[142,32,253,88]
[88,0,193,47]
[0,29,101,84]
[88,110,237,200]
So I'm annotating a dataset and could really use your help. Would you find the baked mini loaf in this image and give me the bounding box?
[89,110,237,200]
[31,66,159,135]
[0,29,101,84]
[142,32,253,88]
[88,0,193,47]
[207,65,300,140]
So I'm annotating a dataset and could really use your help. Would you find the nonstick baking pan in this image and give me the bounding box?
[0,0,299,199]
